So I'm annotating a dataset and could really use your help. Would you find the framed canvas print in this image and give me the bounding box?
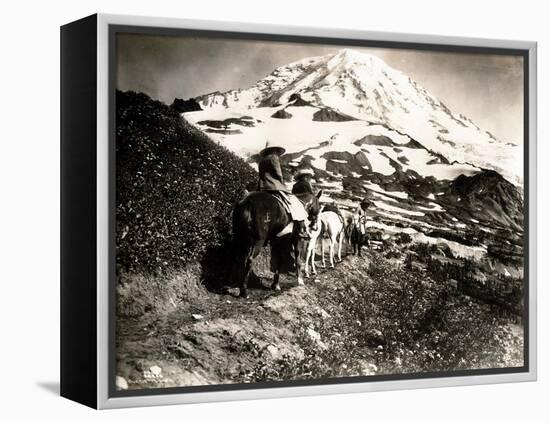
[60,13,537,409]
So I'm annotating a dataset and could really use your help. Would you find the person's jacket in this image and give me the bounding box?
[258,153,288,191]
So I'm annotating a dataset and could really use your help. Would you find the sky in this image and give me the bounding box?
[117,33,524,144]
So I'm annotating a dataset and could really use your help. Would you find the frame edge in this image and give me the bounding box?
[60,13,99,409]
[95,13,538,409]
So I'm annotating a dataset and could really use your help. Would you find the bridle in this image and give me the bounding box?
[304,196,321,232]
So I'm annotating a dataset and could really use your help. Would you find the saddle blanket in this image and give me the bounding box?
[269,191,308,221]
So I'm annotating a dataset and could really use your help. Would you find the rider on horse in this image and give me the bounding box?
[292,167,315,195]
[292,166,347,229]
[258,141,309,238]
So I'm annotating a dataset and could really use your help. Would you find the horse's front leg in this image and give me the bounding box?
[311,243,317,275]
[310,236,318,276]
[304,246,311,278]
[296,254,305,286]
[321,238,326,268]
[295,239,306,286]
[337,233,343,262]
[329,238,335,268]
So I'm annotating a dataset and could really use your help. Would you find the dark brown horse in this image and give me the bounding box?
[232,191,322,298]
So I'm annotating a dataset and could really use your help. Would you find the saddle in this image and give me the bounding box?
[239,190,308,238]
[269,191,292,215]
[268,191,309,222]
[269,191,312,238]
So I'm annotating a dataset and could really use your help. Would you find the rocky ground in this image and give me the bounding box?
[116,246,524,391]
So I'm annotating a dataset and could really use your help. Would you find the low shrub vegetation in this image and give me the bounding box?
[241,253,522,382]
[116,91,257,273]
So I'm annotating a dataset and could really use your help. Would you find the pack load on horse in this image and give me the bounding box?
[232,141,322,298]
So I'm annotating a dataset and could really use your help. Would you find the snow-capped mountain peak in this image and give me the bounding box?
[327,48,384,67]
[192,49,522,185]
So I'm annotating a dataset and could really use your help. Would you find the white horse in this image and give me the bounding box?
[320,211,346,268]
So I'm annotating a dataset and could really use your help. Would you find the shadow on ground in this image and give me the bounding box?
[36,381,59,396]
[200,241,273,294]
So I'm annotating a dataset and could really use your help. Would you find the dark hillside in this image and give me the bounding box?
[170,97,202,113]
[312,107,357,122]
[271,109,293,119]
[116,90,257,272]
[449,170,523,229]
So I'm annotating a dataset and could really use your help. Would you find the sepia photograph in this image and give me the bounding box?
[113,30,527,392]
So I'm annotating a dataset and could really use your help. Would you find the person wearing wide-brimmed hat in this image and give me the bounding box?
[258,141,288,192]
[258,141,309,237]
[292,167,315,195]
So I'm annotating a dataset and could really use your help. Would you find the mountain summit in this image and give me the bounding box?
[194,49,522,185]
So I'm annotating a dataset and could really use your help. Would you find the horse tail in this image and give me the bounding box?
[320,216,328,238]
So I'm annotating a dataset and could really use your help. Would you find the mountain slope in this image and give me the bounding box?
[193,49,522,185]
[181,49,523,260]
[448,170,524,230]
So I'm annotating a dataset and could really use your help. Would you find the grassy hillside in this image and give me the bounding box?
[116,90,258,273]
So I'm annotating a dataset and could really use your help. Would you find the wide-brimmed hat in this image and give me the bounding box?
[260,140,286,157]
[295,167,314,178]
[360,198,372,209]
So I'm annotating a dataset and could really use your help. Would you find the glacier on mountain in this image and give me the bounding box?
[190,48,522,185]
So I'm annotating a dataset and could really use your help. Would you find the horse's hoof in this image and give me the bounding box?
[297,279,305,286]
[273,284,281,291]
[239,289,249,299]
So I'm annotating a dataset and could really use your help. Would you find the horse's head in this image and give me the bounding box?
[302,190,323,232]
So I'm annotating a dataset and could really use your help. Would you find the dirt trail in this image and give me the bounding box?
[117,253,365,389]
